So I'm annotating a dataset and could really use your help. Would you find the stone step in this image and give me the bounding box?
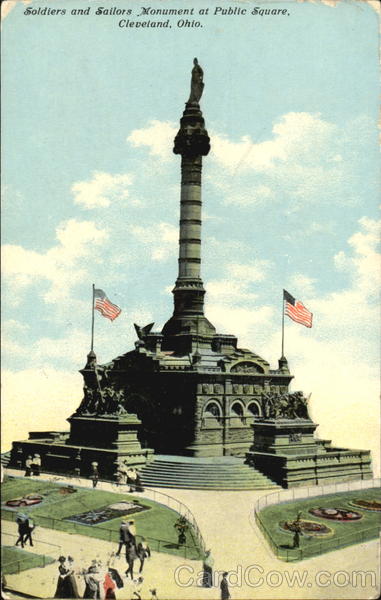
[142,465,267,477]
[139,457,280,490]
[140,479,279,490]
[141,469,272,482]
[1,451,11,466]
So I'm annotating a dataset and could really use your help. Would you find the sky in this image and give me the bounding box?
[2,0,380,474]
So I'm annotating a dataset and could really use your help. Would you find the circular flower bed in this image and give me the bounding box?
[280,519,333,537]
[309,507,362,521]
[349,499,381,512]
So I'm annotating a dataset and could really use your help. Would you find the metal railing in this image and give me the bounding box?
[2,510,202,560]
[1,533,60,575]
[1,482,205,561]
[137,487,206,555]
[254,478,381,562]
[255,478,380,512]
[1,531,62,555]
[3,472,206,560]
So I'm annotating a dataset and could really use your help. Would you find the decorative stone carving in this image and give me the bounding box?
[232,384,241,394]
[214,384,223,394]
[202,384,210,394]
[262,391,310,420]
[231,362,262,374]
[243,384,250,394]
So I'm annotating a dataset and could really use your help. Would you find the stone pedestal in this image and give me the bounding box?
[67,414,146,452]
[9,413,154,481]
[246,418,372,488]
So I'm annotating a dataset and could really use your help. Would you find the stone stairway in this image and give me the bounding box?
[139,455,280,490]
[1,450,11,467]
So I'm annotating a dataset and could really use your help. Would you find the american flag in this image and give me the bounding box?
[284,290,313,328]
[94,288,121,321]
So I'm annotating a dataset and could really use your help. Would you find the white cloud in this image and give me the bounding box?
[288,274,316,298]
[127,120,177,161]
[226,260,271,282]
[72,171,133,209]
[210,113,337,173]
[2,219,107,303]
[129,222,178,261]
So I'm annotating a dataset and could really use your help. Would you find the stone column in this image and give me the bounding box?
[162,99,216,346]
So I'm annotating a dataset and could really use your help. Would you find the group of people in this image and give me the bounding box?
[24,454,41,477]
[15,513,34,548]
[116,520,151,581]
[115,464,144,493]
[54,552,155,600]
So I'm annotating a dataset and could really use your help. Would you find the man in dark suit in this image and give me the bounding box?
[15,515,33,548]
[136,538,151,573]
[115,521,132,556]
[220,572,230,600]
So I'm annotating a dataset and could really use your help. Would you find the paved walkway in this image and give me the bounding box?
[2,471,380,599]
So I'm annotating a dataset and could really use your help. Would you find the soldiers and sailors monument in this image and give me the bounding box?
[9,60,372,490]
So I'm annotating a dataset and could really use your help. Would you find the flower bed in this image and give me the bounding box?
[309,507,362,521]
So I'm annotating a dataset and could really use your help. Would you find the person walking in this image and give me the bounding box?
[220,572,230,600]
[15,513,33,548]
[127,468,137,492]
[15,515,28,548]
[31,454,41,476]
[55,556,79,598]
[103,569,117,600]
[125,542,137,581]
[136,538,150,573]
[83,562,102,599]
[126,521,137,547]
[90,462,99,488]
[202,549,214,588]
[116,521,132,557]
[23,517,34,547]
[24,456,33,477]
[134,470,144,493]
[66,556,80,598]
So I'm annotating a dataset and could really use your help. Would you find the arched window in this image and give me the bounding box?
[248,402,261,417]
[230,402,244,417]
[229,401,245,426]
[202,400,222,427]
[205,401,222,418]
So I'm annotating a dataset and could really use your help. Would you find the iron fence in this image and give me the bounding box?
[254,478,381,562]
[2,473,206,560]
[2,506,203,561]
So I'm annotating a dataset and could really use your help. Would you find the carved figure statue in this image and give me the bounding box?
[293,391,309,419]
[188,58,204,103]
[75,385,96,415]
[261,391,310,420]
[134,322,154,340]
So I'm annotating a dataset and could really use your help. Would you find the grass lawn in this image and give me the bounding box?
[257,487,381,561]
[1,546,55,575]
[1,478,202,560]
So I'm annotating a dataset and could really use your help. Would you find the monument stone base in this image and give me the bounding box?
[8,413,154,481]
[246,418,372,488]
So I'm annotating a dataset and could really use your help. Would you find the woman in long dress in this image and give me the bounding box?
[103,570,116,600]
[66,556,80,598]
[54,556,74,599]
[83,564,102,599]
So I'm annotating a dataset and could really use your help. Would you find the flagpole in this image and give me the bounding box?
[281,290,285,357]
[91,283,95,352]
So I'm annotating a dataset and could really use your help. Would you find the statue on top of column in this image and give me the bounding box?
[188,58,204,104]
